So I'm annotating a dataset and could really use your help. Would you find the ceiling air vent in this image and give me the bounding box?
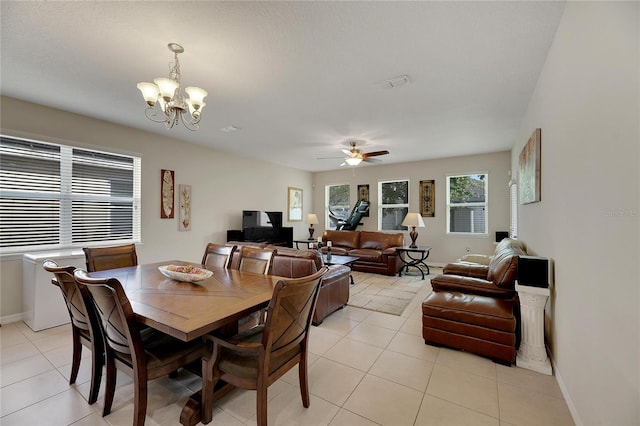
[374,75,410,89]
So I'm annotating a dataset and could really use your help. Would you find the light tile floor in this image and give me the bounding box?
[0,270,574,426]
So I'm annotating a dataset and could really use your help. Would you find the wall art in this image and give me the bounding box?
[178,184,191,231]
[419,179,435,217]
[357,184,370,217]
[288,187,303,221]
[160,169,174,219]
[519,128,541,204]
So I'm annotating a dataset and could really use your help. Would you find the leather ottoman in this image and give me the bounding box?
[422,291,517,365]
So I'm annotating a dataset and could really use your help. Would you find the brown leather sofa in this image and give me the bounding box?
[320,230,404,276]
[227,242,350,324]
[423,238,527,364]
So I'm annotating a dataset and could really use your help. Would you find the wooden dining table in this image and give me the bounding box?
[89,260,283,426]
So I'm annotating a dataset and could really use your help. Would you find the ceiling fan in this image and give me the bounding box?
[319,140,390,166]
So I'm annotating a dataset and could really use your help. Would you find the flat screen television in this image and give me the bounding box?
[242,210,283,229]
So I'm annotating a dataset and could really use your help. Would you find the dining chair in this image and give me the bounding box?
[73,269,205,426]
[201,243,236,269]
[43,260,104,405]
[200,267,328,425]
[237,246,277,331]
[238,246,276,274]
[83,243,138,272]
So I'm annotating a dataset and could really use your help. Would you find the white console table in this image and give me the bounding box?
[515,282,552,375]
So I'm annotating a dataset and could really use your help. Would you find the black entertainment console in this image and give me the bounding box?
[227,210,293,248]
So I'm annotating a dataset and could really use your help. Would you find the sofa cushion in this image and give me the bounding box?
[322,230,360,249]
[360,231,404,251]
[347,248,382,263]
[443,262,490,279]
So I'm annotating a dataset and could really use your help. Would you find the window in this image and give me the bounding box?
[446,173,488,234]
[325,184,350,229]
[510,182,518,238]
[379,179,409,230]
[0,135,141,252]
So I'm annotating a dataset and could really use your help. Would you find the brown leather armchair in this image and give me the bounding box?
[431,238,527,298]
[423,238,527,365]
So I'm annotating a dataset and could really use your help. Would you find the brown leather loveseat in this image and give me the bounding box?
[227,242,350,324]
[320,230,404,276]
[423,238,527,364]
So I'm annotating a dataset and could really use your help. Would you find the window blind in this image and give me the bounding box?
[510,182,518,238]
[0,135,141,252]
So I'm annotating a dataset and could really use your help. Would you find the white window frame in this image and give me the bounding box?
[510,181,518,239]
[378,179,410,231]
[446,173,488,235]
[0,134,141,254]
[325,183,350,230]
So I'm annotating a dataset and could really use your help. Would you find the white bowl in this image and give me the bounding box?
[158,266,213,282]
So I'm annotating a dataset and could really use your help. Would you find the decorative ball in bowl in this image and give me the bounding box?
[158,265,213,282]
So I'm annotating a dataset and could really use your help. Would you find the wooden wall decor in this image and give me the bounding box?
[419,180,435,217]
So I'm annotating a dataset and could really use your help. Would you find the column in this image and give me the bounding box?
[515,283,552,375]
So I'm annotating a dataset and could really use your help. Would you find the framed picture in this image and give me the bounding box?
[288,187,303,221]
[419,180,435,217]
[178,184,191,231]
[357,184,370,217]
[519,128,541,204]
[160,169,174,219]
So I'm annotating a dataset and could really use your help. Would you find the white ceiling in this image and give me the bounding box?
[1,1,565,172]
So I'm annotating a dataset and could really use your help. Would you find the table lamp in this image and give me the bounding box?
[305,213,319,240]
[401,212,425,248]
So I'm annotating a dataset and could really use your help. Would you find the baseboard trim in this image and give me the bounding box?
[549,347,583,426]
[1,312,25,325]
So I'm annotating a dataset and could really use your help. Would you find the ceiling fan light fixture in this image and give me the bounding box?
[345,157,363,166]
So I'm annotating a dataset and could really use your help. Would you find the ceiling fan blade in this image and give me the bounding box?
[363,157,382,163]
[341,149,352,155]
[317,156,345,160]
[339,161,347,167]
[362,150,389,158]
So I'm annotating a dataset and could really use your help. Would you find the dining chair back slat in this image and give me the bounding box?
[202,243,235,269]
[83,244,138,272]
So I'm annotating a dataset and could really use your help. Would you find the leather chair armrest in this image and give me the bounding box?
[443,262,489,279]
[431,274,515,298]
[382,247,398,256]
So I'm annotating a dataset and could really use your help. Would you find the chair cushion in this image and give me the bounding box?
[422,291,516,333]
[115,328,204,372]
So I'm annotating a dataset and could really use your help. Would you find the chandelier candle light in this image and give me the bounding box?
[137,43,207,131]
[305,213,319,240]
[401,212,425,248]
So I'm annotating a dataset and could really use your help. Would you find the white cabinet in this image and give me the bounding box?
[22,250,85,331]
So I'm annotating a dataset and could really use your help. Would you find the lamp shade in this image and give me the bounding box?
[401,213,425,228]
[185,86,208,105]
[154,77,179,101]
[137,82,159,106]
[345,157,363,166]
[305,213,319,225]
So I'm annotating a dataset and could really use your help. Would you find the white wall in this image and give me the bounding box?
[312,151,511,265]
[512,2,639,425]
[0,96,313,320]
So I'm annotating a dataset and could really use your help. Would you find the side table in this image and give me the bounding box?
[396,246,432,280]
[515,283,552,375]
[293,239,315,249]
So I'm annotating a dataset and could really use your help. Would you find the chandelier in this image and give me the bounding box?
[137,43,208,131]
